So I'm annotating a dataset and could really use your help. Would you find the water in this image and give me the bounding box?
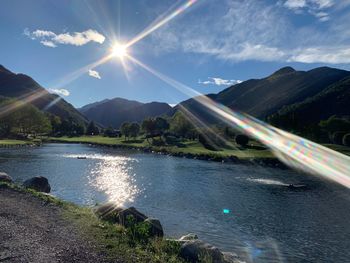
[0,143,349,262]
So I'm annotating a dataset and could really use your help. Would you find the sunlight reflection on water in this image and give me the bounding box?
[63,154,140,206]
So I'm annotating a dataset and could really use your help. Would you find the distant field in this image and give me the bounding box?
[0,139,31,146]
[49,136,274,159]
[49,136,350,160]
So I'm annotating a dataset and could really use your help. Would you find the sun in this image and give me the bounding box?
[112,43,128,58]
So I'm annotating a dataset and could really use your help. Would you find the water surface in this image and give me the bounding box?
[0,143,349,262]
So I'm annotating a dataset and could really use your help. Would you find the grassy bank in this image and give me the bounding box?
[0,139,36,147]
[0,182,184,262]
[48,136,275,160]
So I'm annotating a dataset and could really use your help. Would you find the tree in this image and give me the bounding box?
[86,121,99,135]
[235,134,249,147]
[343,133,350,147]
[155,117,169,137]
[129,123,140,139]
[0,98,52,137]
[170,112,193,138]
[142,118,156,143]
[121,122,131,140]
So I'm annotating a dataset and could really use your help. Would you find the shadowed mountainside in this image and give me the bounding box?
[0,65,88,125]
[79,98,172,128]
[173,66,350,123]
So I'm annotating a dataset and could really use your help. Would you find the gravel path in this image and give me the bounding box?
[0,186,113,263]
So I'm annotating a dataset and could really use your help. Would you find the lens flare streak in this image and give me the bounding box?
[125,0,197,48]
[125,54,350,188]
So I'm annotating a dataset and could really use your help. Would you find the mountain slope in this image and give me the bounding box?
[174,66,350,123]
[79,98,172,128]
[0,65,88,125]
[268,76,350,129]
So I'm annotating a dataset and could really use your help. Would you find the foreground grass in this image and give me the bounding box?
[49,136,274,159]
[0,182,184,263]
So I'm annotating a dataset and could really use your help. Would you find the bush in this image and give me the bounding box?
[343,133,350,147]
[332,131,347,145]
[235,134,249,147]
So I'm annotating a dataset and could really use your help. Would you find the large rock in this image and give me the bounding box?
[94,202,124,223]
[179,233,198,241]
[117,207,148,226]
[144,218,164,237]
[0,172,13,183]
[180,240,224,263]
[23,176,51,193]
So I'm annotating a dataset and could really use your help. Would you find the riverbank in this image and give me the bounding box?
[0,182,185,263]
[47,136,289,168]
[0,139,37,148]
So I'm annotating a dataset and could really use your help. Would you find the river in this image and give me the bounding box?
[0,143,349,262]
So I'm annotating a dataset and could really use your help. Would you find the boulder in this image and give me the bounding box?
[144,218,164,237]
[179,233,198,241]
[94,202,124,223]
[0,172,13,183]
[117,207,148,226]
[180,240,224,263]
[23,176,51,193]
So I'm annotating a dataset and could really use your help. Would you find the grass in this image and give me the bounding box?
[49,136,350,159]
[0,182,185,263]
[0,139,32,146]
[49,136,274,160]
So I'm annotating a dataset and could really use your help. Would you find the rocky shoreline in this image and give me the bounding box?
[1,173,242,263]
[48,139,288,169]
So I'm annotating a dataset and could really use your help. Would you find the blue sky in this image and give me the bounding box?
[1,0,350,107]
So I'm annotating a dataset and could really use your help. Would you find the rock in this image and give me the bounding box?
[222,252,241,263]
[179,233,198,241]
[94,202,124,223]
[117,207,148,226]
[0,172,13,183]
[23,176,51,193]
[144,218,164,237]
[180,240,224,263]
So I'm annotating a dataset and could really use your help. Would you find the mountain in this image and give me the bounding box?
[174,66,350,123]
[268,76,350,129]
[79,98,172,128]
[0,65,88,125]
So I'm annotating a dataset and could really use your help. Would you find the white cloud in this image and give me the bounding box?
[48,88,70,96]
[289,46,350,63]
[40,40,57,48]
[25,29,105,47]
[88,69,101,79]
[199,77,242,86]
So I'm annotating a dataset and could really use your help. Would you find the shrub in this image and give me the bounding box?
[235,134,249,147]
[332,131,347,145]
[343,133,350,147]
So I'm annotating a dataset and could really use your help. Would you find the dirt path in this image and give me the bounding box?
[0,186,112,263]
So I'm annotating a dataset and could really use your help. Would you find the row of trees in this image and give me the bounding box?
[319,115,350,146]
[0,98,52,138]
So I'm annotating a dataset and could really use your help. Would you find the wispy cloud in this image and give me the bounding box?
[149,0,350,65]
[25,29,105,47]
[48,88,70,96]
[88,69,101,79]
[282,0,335,21]
[199,77,242,86]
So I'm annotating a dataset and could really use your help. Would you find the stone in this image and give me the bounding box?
[179,233,198,241]
[0,172,13,183]
[144,218,164,237]
[94,202,124,223]
[23,176,51,193]
[117,207,148,226]
[180,240,224,263]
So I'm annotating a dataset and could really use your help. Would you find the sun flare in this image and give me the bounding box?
[112,43,127,58]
